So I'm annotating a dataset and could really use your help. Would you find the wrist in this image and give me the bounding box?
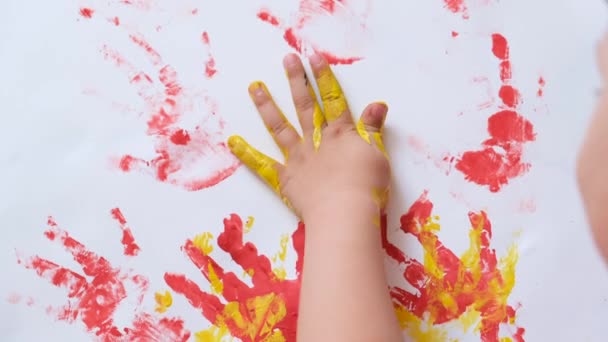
[302,193,381,230]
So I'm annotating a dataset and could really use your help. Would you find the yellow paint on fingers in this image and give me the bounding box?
[315,67,348,122]
[356,119,371,144]
[228,135,281,195]
[308,84,325,149]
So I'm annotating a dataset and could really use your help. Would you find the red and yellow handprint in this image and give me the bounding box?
[165,214,304,341]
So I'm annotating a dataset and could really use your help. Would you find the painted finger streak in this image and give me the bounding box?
[14,211,190,341]
[165,214,304,342]
[257,0,371,65]
[382,192,525,341]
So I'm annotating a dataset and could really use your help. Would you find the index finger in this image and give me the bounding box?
[309,54,352,125]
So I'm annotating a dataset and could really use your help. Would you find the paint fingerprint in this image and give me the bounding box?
[165,214,304,341]
[14,210,190,341]
[443,0,495,18]
[80,9,239,191]
[257,0,371,65]
[382,192,525,341]
[455,34,536,192]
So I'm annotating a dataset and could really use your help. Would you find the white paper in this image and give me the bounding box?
[2,0,608,341]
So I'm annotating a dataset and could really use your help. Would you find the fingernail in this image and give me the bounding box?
[310,53,324,67]
[248,81,265,97]
[283,54,299,68]
[373,102,388,123]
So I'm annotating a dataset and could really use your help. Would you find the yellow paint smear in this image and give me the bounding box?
[228,136,281,195]
[208,262,224,295]
[315,66,348,122]
[373,131,388,157]
[395,307,448,342]
[154,290,173,314]
[308,84,325,150]
[271,235,289,280]
[222,293,287,341]
[193,232,214,256]
[245,216,255,233]
[356,119,371,144]
[195,325,232,342]
[272,267,287,280]
[458,307,481,333]
[372,187,390,209]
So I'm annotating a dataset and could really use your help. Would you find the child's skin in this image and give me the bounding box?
[578,33,608,263]
[228,53,402,341]
[228,37,608,339]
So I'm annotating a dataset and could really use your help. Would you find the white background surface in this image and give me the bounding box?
[1,0,608,340]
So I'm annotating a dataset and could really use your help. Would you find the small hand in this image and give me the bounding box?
[228,53,389,220]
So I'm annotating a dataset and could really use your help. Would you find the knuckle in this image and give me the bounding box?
[321,90,342,104]
[294,94,314,112]
[270,118,290,136]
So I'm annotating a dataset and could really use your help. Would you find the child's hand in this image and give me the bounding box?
[228,53,390,221]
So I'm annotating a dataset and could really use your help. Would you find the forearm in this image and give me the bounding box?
[297,200,402,342]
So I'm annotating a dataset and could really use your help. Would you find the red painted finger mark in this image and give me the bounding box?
[455,34,537,192]
[201,32,218,79]
[79,8,95,19]
[257,0,369,65]
[110,208,141,256]
[166,214,305,341]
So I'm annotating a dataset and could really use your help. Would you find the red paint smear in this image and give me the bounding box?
[110,208,141,256]
[444,0,466,14]
[499,85,520,108]
[492,34,509,60]
[537,77,546,97]
[455,34,536,192]
[486,110,535,144]
[192,8,199,15]
[452,31,459,38]
[16,213,190,340]
[170,129,191,145]
[257,10,281,26]
[202,32,218,79]
[256,2,365,65]
[201,32,210,44]
[79,8,94,19]
[382,192,526,341]
[126,314,190,341]
[112,17,120,26]
[165,214,305,341]
[317,50,361,65]
[99,33,239,191]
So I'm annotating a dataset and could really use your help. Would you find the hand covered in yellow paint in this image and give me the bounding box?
[229,53,390,220]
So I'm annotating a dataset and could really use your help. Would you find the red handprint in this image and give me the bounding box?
[14,209,190,341]
[382,192,525,341]
[257,0,371,65]
[79,6,239,191]
[454,34,536,192]
[165,214,304,341]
